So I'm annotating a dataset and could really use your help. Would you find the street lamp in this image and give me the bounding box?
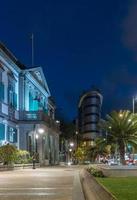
[119,113,123,118]
[67,142,74,165]
[70,142,74,147]
[38,128,44,134]
[36,134,39,139]
[32,127,44,169]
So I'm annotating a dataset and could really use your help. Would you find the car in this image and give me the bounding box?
[108,159,118,166]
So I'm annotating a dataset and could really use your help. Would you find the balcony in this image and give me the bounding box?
[19,111,60,132]
[0,102,19,122]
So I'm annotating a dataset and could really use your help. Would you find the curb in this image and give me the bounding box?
[80,169,116,200]
[72,171,85,200]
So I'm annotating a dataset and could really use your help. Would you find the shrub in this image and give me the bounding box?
[16,150,32,164]
[87,166,105,177]
[0,144,18,165]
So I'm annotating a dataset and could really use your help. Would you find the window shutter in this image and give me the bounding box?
[0,82,4,101]
[0,124,5,140]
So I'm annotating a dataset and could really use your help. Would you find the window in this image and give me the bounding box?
[8,81,17,108]
[29,92,39,111]
[0,69,4,102]
[7,127,17,143]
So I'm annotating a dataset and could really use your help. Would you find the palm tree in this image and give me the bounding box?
[86,138,110,162]
[100,110,137,165]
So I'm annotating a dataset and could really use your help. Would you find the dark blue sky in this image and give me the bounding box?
[1,0,137,120]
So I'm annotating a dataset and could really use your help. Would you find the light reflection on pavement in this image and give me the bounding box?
[0,167,79,200]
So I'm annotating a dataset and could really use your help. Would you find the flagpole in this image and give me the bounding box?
[31,33,34,67]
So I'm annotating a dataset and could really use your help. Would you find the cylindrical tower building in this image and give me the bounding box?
[78,89,103,141]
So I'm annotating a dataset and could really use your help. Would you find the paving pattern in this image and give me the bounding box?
[0,167,77,200]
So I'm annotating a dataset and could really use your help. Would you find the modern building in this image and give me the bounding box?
[78,89,103,143]
[0,42,60,165]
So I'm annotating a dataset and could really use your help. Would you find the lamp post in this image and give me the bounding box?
[68,142,74,165]
[32,126,44,169]
[32,125,37,169]
[76,131,78,148]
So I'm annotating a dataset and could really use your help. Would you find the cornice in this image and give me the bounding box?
[0,51,21,76]
[25,72,50,97]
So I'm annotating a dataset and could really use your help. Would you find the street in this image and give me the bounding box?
[0,166,84,200]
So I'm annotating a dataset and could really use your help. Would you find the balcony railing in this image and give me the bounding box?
[19,111,60,132]
[0,102,19,122]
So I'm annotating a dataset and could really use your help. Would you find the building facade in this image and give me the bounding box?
[0,42,60,165]
[78,89,103,142]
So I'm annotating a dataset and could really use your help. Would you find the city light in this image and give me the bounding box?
[68,162,71,166]
[119,113,123,118]
[38,128,44,134]
[36,134,39,139]
[70,142,74,147]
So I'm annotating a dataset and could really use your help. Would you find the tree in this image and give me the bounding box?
[75,147,86,163]
[86,138,111,162]
[100,110,137,165]
[74,138,109,163]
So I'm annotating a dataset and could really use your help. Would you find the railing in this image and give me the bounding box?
[19,111,60,132]
[0,102,18,122]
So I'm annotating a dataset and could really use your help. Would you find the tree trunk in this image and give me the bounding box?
[119,141,126,165]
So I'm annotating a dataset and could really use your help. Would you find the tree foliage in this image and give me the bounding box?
[16,150,32,164]
[0,144,18,165]
[75,147,86,162]
[100,110,137,164]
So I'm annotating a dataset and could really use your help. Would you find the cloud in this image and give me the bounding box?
[122,0,137,54]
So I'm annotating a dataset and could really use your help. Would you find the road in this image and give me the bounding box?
[0,166,84,200]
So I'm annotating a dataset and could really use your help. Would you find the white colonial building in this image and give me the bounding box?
[0,42,60,165]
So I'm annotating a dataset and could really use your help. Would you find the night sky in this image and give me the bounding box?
[1,0,137,120]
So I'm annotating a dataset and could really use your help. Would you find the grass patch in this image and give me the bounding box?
[96,177,137,200]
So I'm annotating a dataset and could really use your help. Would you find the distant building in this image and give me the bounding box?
[0,42,60,165]
[78,89,103,142]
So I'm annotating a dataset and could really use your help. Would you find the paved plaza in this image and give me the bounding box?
[0,166,84,200]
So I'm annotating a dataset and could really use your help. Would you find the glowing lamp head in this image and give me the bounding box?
[70,142,74,147]
[36,134,39,139]
[119,113,123,118]
[38,128,44,134]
